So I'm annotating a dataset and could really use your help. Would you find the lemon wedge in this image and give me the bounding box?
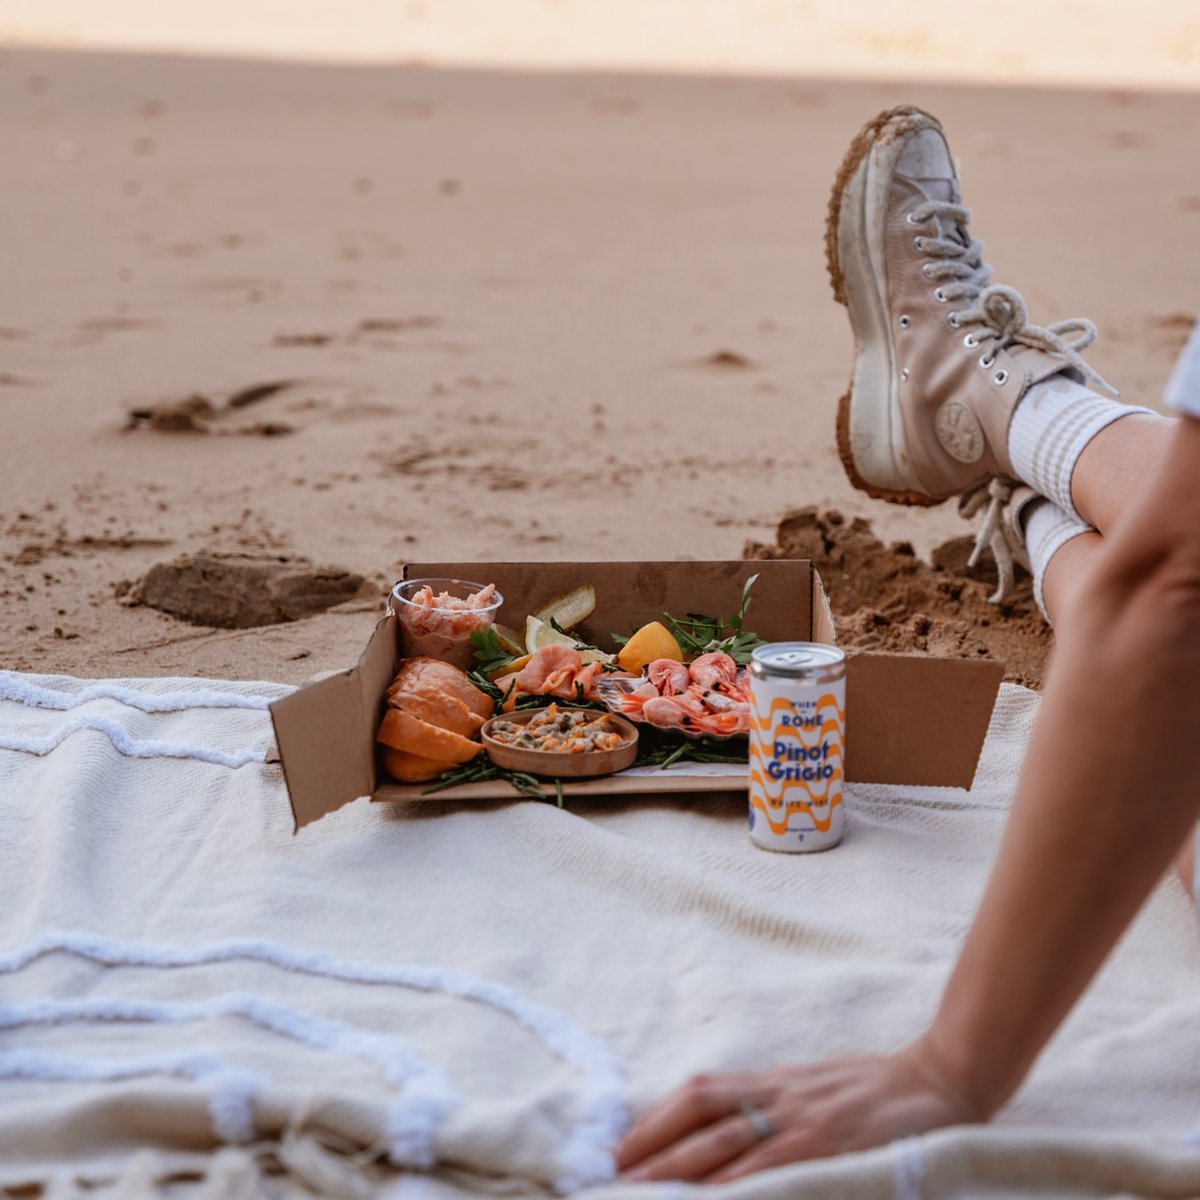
[525,615,581,655]
[531,584,596,633]
[492,623,527,657]
[524,616,616,664]
[617,621,684,673]
[487,652,531,681]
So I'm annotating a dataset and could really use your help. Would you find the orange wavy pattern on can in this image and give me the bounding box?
[748,692,845,836]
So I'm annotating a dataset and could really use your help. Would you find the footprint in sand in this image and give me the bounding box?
[1108,130,1152,151]
[125,382,297,436]
[73,316,160,347]
[125,379,396,436]
[271,316,444,351]
[683,349,757,370]
[273,332,336,348]
[1146,312,1197,355]
[356,316,441,333]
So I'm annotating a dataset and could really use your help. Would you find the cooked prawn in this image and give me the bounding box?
[615,650,752,736]
[688,651,738,689]
[640,696,743,737]
[647,658,691,696]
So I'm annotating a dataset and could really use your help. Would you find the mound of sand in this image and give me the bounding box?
[745,508,1053,688]
[120,554,367,629]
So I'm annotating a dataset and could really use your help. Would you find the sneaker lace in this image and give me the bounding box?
[913,198,1114,603]
[911,198,1118,397]
[959,478,1016,605]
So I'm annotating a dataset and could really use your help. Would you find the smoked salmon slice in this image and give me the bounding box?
[497,645,605,703]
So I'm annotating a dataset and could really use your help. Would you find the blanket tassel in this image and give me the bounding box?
[276,1130,376,1199]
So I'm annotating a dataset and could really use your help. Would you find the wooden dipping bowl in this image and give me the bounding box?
[481,708,640,779]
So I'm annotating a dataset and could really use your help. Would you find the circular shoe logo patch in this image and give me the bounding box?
[935,402,985,463]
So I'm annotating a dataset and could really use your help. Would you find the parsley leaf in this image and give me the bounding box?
[470,628,519,677]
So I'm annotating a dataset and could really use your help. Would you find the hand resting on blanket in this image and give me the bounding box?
[616,1041,973,1183]
[621,415,1200,1184]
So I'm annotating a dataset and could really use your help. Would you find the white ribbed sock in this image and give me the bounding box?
[1007,376,1155,518]
[1023,496,1094,623]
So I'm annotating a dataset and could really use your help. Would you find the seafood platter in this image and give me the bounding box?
[269,560,1005,828]
[379,571,766,798]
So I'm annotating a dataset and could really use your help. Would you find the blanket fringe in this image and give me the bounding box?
[194,1147,268,1200]
[109,1149,164,1198]
[277,1130,377,1199]
[1,930,626,1189]
[43,1171,89,1200]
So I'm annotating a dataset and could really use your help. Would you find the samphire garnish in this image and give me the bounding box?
[466,668,515,713]
[420,756,544,798]
[633,728,750,770]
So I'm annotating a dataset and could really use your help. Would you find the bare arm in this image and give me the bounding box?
[617,417,1200,1182]
[922,415,1200,1115]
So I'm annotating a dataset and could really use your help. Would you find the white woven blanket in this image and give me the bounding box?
[3,672,1200,1199]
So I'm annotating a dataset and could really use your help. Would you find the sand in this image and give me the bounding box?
[2,47,1198,685]
[747,509,1052,688]
[8,2,1200,91]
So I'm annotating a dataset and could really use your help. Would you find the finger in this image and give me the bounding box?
[623,1111,768,1183]
[705,1128,818,1185]
[616,1073,772,1171]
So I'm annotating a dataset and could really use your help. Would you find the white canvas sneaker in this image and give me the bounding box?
[826,105,1112,507]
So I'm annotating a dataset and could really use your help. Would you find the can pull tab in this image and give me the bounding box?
[775,650,816,668]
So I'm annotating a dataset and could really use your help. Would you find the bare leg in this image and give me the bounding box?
[1069,414,1178,537]
[1039,459,1196,901]
[1039,530,1104,624]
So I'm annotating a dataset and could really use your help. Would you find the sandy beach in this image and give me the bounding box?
[2,46,1198,684]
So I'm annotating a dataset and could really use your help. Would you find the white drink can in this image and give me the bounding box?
[747,642,847,853]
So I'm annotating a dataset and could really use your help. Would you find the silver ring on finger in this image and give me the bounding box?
[739,1100,774,1140]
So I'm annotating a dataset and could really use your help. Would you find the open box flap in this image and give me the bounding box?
[270,614,397,830]
[844,652,1004,788]
[811,569,837,645]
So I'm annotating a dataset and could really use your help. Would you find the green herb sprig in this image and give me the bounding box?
[470,628,519,677]
[660,572,765,665]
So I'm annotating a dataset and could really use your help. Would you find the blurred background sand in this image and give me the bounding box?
[1,3,1197,682]
[6,1,1199,87]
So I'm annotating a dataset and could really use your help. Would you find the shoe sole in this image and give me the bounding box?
[825,105,943,508]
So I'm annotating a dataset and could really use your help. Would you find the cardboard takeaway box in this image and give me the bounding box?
[271,560,1005,830]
